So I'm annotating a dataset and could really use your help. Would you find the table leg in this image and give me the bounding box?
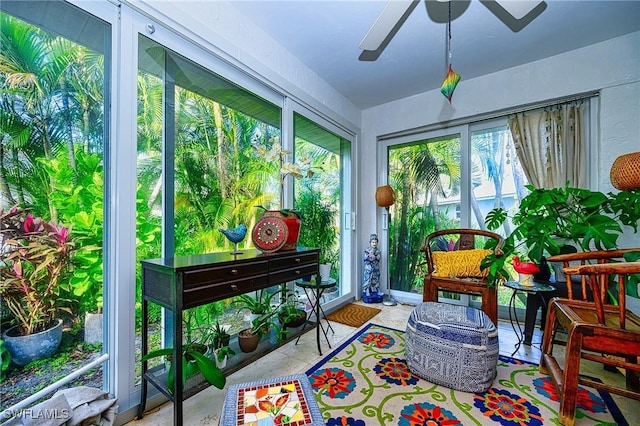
[508,289,525,356]
[523,292,540,345]
[295,286,326,355]
[315,286,322,355]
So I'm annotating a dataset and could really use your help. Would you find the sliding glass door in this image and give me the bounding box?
[382,120,529,315]
[386,131,462,298]
[292,107,354,303]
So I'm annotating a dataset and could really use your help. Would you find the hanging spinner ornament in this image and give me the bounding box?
[440,1,461,103]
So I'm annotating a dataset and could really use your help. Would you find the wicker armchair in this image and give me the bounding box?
[421,229,502,325]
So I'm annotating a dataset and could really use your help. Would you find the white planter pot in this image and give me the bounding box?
[319,264,331,282]
[519,273,534,287]
[214,349,228,369]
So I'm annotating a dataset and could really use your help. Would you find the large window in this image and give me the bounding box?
[0,1,109,411]
[135,36,283,383]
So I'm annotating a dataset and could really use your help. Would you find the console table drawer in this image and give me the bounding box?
[269,264,318,284]
[270,251,319,273]
[182,260,269,289]
[183,274,268,308]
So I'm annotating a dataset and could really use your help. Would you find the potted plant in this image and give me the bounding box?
[213,344,235,369]
[237,311,275,353]
[234,288,282,318]
[0,206,74,365]
[141,339,225,394]
[208,319,235,368]
[211,319,231,349]
[483,185,640,286]
[236,290,287,352]
[252,137,322,251]
[278,290,307,328]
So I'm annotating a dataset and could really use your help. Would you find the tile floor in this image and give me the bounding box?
[128,301,638,425]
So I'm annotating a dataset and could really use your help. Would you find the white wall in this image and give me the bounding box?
[360,32,640,255]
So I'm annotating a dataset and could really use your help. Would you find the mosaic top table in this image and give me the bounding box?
[220,374,324,426]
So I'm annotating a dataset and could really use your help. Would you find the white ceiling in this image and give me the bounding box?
[230,0,640,109]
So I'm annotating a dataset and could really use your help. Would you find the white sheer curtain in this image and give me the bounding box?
[508,101,586,188]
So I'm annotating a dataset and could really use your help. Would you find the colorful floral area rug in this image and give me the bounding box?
[304,323,628,426]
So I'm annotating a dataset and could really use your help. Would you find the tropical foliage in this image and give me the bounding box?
[0,206,74,335]
[0,11,341,382]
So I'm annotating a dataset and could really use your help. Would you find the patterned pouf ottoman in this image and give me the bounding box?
[405,302,498,392]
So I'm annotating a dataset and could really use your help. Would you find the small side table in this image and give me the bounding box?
[295,278,336,355]
[504,280,556,355]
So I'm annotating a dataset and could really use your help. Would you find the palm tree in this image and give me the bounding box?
[0,14,98,220]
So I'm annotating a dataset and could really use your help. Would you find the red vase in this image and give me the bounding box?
[281,215,301,250]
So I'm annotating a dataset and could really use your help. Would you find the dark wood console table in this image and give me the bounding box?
[138,247,319,426]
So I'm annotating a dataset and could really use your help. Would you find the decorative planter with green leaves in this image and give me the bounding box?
[483,185,640,287]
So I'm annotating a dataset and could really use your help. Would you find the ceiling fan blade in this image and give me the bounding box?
[493,0,544,20]
[359,0,419,51]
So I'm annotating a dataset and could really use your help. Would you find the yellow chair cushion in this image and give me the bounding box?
[432,249,492,278]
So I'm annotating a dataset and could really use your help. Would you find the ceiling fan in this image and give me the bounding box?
[359,0,546,60]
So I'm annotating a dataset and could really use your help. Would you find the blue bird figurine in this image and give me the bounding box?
[219,224,247,254]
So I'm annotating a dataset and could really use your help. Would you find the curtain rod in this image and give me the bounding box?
[379,91,599,142]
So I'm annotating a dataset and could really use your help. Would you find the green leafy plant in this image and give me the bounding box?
[234,288,282,315]
[0,206,75,335]
[141,341,225,394]
[296,187,338,265]
[42,150,105,315]
[483,185,640,287]
[214,345,236,363]
[0,339,11,380]
[210,319,231,350]
[277,290,306,327]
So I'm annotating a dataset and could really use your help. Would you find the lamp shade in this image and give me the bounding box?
[610,151,640,190]
[375,185,396,207]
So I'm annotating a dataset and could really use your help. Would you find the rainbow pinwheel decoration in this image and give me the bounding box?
[441,65,461,103]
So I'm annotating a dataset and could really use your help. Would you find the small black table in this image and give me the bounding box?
[504,280,556,355]
[295,278,336,355]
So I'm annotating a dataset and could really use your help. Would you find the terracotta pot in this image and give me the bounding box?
[238,328,260,353]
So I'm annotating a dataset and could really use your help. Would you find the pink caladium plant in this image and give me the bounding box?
[0,206,74,335]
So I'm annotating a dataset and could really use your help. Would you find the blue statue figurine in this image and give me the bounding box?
[363,233,383,303]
